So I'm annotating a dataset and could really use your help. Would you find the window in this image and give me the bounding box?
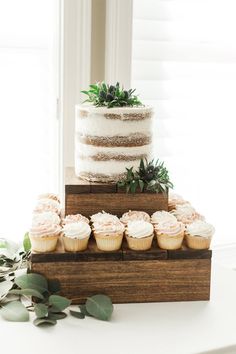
[131,0,236,245]
[0,0,59,239]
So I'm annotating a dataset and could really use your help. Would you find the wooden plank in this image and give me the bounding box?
[90,182,117,193]
[30,259,211,303]
[122,239,167,260]
[168,244,212,260]
[65,192,168,217]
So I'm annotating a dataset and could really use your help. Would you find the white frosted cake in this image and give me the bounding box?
[75,105,154,182]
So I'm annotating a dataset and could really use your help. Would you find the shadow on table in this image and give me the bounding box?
[196,345,236,354]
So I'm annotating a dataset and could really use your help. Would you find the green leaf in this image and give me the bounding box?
[85,294,113,321]
[0,281,13,300]
[33,317,57,327]
[70,310,85,319]
[49,295,71,312]
[48,311,67,320]
[138,179,145,192]
[78,304,92,317]
[34,303,48,318]
[15,273,48,293]
[23,232,31,252]
[9,288,44,300]
[0,301,29,322]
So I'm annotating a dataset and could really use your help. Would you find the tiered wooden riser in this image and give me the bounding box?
[30,239,212,304]
[65,167,168,217]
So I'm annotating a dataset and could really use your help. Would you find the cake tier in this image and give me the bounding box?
[75,105,154,182]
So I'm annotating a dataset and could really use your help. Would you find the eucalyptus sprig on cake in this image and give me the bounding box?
[118,158,173,194]
[81,82,142,108]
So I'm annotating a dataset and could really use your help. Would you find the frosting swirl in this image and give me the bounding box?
[63,222,91,239]
[93,220,124,235]
[32,211,61,226]
[168,193,188,210]
[34,199,61,214]
[90,211,119,224]
[29,224,61,238]
[186,220,215,239]
[126,220,153,239]
[63,214,89,225]
[155,221,185,237]
[171,204,204,224]
[151,211,177,224]
[120,210,150,224]
[38,193,60,203]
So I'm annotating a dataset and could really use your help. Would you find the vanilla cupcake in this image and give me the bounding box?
[125,220,154,251]
[168,193,189,211]
[34,198,61,215]
[38,193,60,203]
[29,224,61,252]
[171,204,204,225]
[151,211,177,225]
[62,222,91,252]
[93,220,124,251]
[32,211,61,226]
[120,210,150,225]
[90,211,119,224]
[185,220,214,250]
[63,214,89,225]
[155,221,185,250]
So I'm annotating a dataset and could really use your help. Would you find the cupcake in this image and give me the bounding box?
[62,222,91,252]
[155,221,185,250]
[168,193,189,211]
[185,220,215,250]
[125,220,154,251]
[171,204,204,225]
[34,198,61,215]
[120,210,150,225]
[38,193,60,203]
[90,211,119,224]
[29,224,61,252]
[32,211,61,226]
[93,220,124,251]
[63,214,89,225]
[151,211,177,225]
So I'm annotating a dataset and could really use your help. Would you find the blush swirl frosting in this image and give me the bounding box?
[151,211,177,225]
[32,211,61,226]
[126,220,153,239]
[93,220,124,235]
[186,220,215,239]
[63,222,91,239]
[90,211,119,224]
[29,224,61,238]
[171,204,204,224]
[34,198,61,214]
[155,221,185,237]
[120,210,150,224]
[63,214,89,225]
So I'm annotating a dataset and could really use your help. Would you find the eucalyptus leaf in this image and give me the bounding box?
[78,304,92,317]
[15,273,48,293]
[34,303,48,318]
[0,280,13,300]
[49,295,71,312]
[0,301,29,322]
[23,232,31,252]
[48,312,67,320]
[33,317,57,327]
[85,294,113,321]
[9,288,44,300]
[70,310,85,319]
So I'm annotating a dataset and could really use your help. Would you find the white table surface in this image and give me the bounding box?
[1,260,236,354]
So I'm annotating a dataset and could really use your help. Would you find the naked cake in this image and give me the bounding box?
[75,83,154,182]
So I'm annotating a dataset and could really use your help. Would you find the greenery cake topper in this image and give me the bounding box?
[81,82,143,108]
[118,158,173,194]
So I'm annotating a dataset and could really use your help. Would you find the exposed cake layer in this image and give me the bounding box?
[77,133,151,147]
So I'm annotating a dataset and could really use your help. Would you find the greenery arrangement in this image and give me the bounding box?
[0,235,113,326]
[118,158,173,194]
[81,82,142,108]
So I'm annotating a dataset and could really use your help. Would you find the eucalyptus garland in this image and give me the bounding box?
[0,235,113,326]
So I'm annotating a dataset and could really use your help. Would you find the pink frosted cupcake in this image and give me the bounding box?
[168,193,189,211]
[185,220,215,250]
[34,198,61,215]
[62,222,91,252]
[93,220,124,251]
[155,221,185,250]
[90,211,119,224]
[120,210,150,225]
[151,211,177,226]
[29,224,61,252]
[171,204,204,225]
[63,214,89,225]
[38,193,60,203]
[125,220,154,251]
[32,211,61,226]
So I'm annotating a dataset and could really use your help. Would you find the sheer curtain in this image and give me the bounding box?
[0,0,59,240]
[132,0,236,246]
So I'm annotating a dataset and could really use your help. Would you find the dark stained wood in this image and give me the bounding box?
[90,182,117,193]
[122,239,167,260]
[30,259,211,304]
[168,245,212,260]
[65,168,91,194]
[65,193,168,217]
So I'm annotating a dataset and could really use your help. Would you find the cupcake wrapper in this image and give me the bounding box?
[185,233,212,250]
[62,235,89,252]
[30,235,59,253]
[93,232,123,251]
[125,234,154,251]
[156,231,184,250]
